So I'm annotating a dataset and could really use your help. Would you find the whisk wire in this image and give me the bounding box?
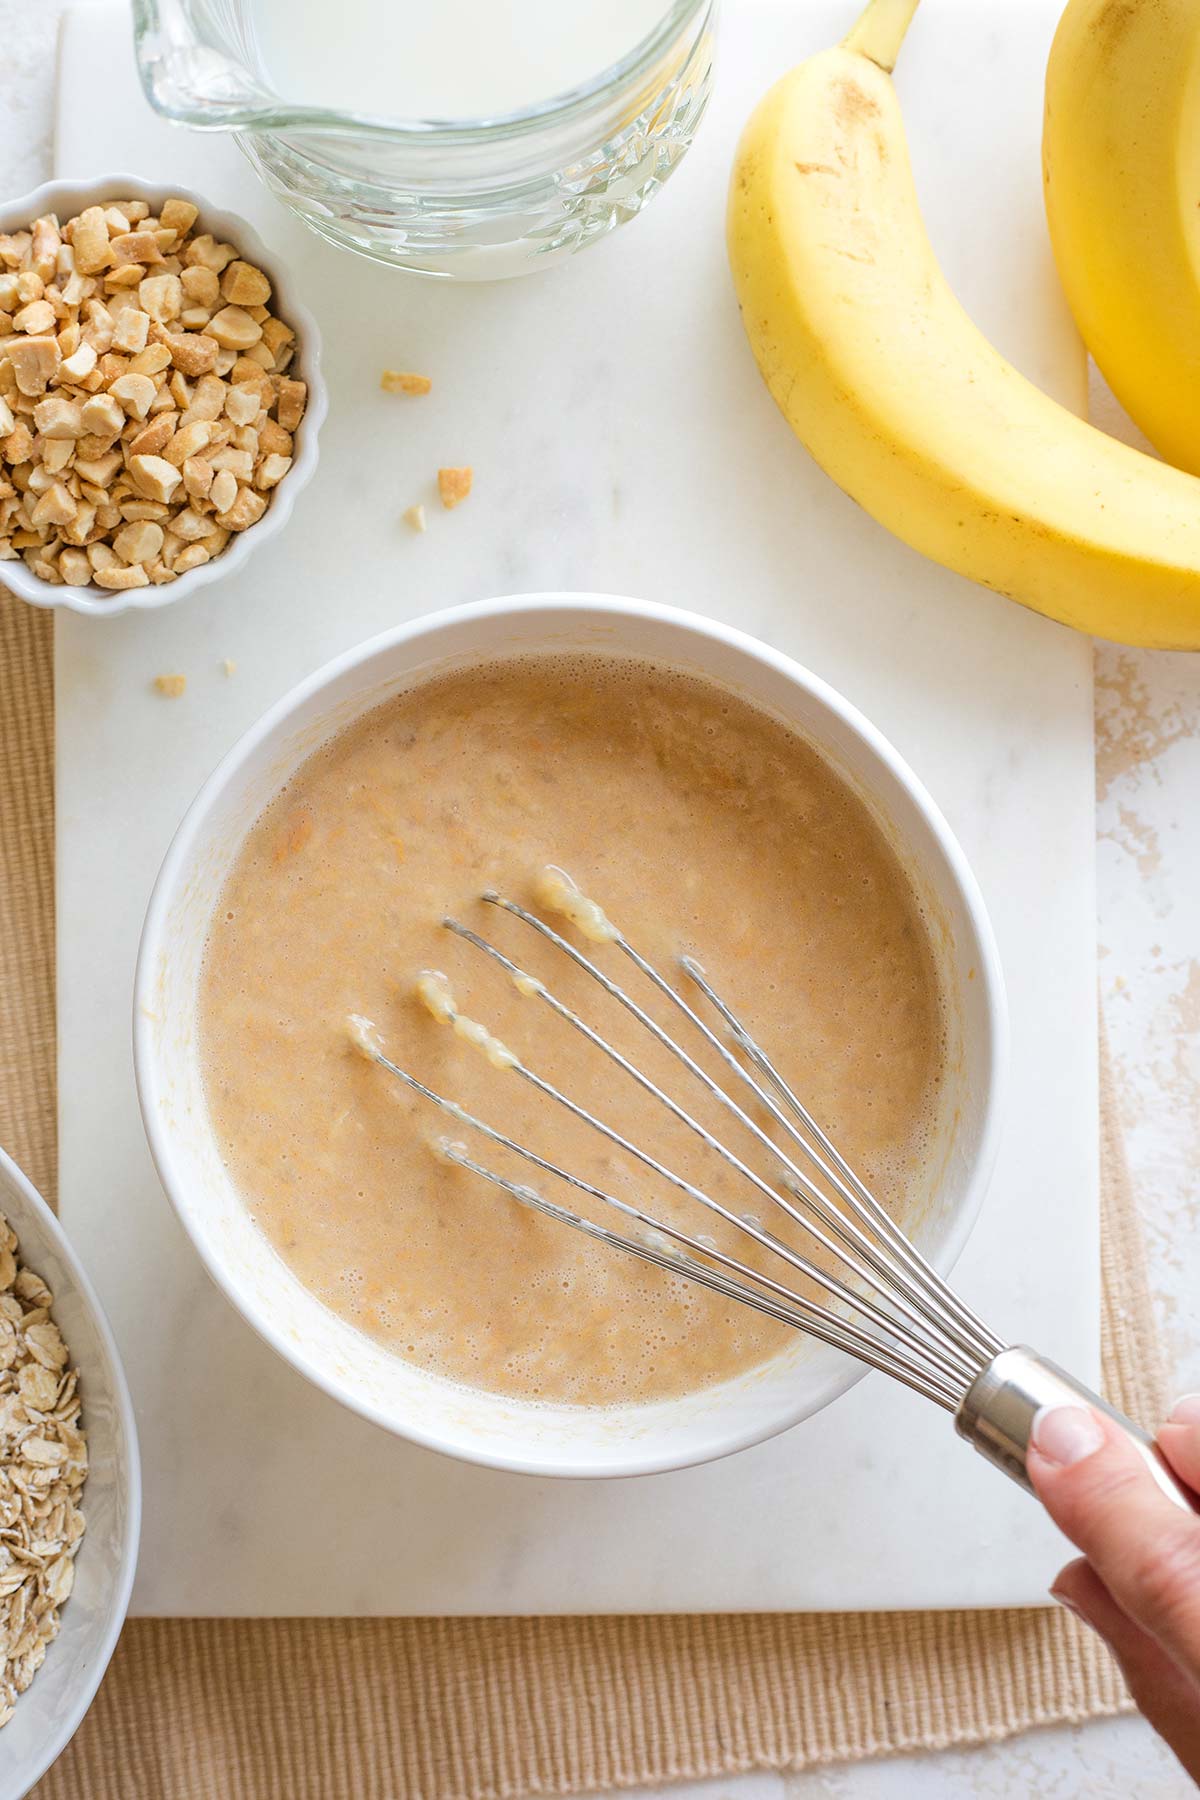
[470,900,986,1379]
[372,1049,961,1408]
[438,1145,962,1406]
[444,916,977,1390]
[682,958,1005,1362]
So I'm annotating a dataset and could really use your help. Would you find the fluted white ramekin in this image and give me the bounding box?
[0,174,325,617]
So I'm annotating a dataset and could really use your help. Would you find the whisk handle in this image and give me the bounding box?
[955,1345,1197,1511]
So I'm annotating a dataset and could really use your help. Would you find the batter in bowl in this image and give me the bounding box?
[198,654,947,1406]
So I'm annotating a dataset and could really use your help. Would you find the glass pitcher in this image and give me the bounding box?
[132,0,716,280]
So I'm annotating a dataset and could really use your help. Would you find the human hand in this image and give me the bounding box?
[1028,1396,1200,1784]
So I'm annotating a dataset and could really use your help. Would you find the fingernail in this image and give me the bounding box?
[1031,1404,1105,1466]
[1168,1393,1200,1426]
[1050,1589,1094,1633]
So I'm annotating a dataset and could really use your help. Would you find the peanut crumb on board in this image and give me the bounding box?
[154,673,186,698]
[222,657,236,676]
[403,504,426,533]
[381,370,431,396]
[437,467,472,509]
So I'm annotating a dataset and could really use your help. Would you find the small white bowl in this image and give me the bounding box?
[134,594,1007,1479]
[0,1146,140,1799]
[0,174,326,618]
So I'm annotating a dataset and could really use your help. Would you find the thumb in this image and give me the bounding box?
[1028,1404,1200,1684]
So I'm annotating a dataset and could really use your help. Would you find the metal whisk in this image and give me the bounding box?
[353,872,1191,1508]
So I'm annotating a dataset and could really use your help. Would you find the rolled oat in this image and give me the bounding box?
[0,1214,88,1730]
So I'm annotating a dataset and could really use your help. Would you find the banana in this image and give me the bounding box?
[726,0,1200,649]
[1044,0,1200,475]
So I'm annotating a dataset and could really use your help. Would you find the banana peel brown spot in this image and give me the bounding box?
[832,78,881,127]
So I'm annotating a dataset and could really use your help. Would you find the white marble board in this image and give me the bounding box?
[54,0,1098,1614]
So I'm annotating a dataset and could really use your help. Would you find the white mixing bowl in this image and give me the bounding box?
[133,594,1006,1478]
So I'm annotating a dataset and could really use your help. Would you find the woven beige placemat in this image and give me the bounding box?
[0,591,1158,1798]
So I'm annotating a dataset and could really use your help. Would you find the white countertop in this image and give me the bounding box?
[3,0,1197,1790]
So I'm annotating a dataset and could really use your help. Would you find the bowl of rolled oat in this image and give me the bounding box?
[0,174,325,616]
[0,1146,139,1798]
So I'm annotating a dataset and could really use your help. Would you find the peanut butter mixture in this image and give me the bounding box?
[199,655,945,1406]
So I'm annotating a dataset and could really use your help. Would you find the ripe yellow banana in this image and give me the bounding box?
[726,0,1200,649]
[1044,0,1200,475]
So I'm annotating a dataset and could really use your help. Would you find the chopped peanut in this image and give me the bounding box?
[109,230,163,267]
[180,264,219,310]
[111,308,150,353]
[207,305,262,351]
[71,207,111,276]
[223,383,260,426]
[128,414,176,459]
[78,392,124,438]
[159,198,199,235]
[128,343,172,378]
[41,438,73,474]
[180,373,227,425]
[184,235,236,273]
[7,335,61,395]
[260,317,293,360]
[209,447,253,480]
[139,273,183,324]
[163,419,213,466]
[60,341,97,382]
[255,453,292,490]
[13,298,56,335]
[403,503,426,532]
[381,370,431,396]
[128,454,183,504]
[58,546,91,585]
[182,456,213,499]
[108,372,156,419]
[220,260,272,307]
[119,500,170,523]
[215,484,266,531]
[30,216,61,285]
[275,378,306,432]
[258,418,293,458]
[94,562,150,590]
[173,544,211,575]
[30,482,76,527]
[112,519,164,565]
[209,468,238,514]
[159,328,218,377]
[103,266,145,294]
[3,421,35,462]
[437,466,473,509]
[32,396,84,439]
[170,508,214,542]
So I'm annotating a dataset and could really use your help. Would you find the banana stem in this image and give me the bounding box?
[842,0,920,72]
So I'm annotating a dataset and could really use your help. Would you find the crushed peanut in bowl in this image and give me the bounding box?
[0,191,309,596]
